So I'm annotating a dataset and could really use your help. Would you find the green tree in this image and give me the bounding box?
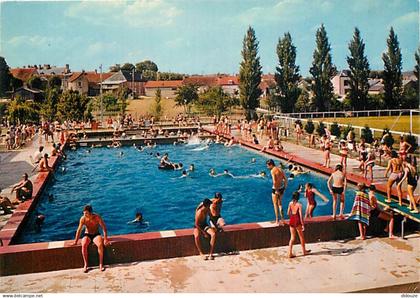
[347,28,370,110]
[309,24,337,111]
[274,32,300,113]
[0,56,12,97]
[40,87,60,121]
[402,83,419,109]
[56,90,90,121]
[27,76,43,90]
[48,75,62,90]
[135,60,158,73]
[195,86,236,117]
[366,94,385,110]
[150,88,163,119]
[142,69,157,81]
[121,63,135,71]
[158,72,184,81]
[7,97,39,124]
[361,125,373,143]
[117,86,129,115]
[304,119,315,134]
[295,89,310,112]
[10,77,23,91]
[316,121,326,136]
[175,84,198,114]
[330,122,341,138]
[382,27,403,108]
[109,64,121,72]
[414,47,420,81]
[239,26,262,120]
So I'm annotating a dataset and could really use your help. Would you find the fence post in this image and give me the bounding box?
[410,110,413,133]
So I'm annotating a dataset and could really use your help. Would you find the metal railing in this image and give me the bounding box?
[270,115,420,142]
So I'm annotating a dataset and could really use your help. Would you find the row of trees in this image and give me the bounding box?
[238,25,419,117]
[149,84,239,120]
[109,60,185,81]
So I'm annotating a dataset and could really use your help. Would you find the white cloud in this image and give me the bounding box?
[234,0,334,25]
[8,35,66,51]
[392,11,418,27]
[85,41,119,56]
[65,0,181,27]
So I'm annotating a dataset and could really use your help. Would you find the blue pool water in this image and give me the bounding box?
[16,141,382,244]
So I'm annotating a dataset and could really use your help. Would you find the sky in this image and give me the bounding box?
[0,0,418,76]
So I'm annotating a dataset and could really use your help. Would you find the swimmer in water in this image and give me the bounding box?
[128,212,143,224]
[35,214,45,232]
[189,164,195,172]
[180,170,189,178]
[209,168,216,177]
[251,158,256,163]
[86,149,91,154]
[288,173,295,180]
[119,152,124,157]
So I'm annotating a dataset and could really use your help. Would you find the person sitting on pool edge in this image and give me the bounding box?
[11,173,33,203]
[73,205,110,273]
[194,198,217,260]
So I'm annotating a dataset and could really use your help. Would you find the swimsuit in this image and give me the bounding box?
[332,186,344,194]
[389,172,402,182]
[306,189,316,207]
[407,171,418,188]
[370,208,380,218]
[289,212,301,228]
[84,232,100,242]
[272,186,285,195]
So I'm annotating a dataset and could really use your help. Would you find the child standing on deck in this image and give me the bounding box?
[349,183,371,240]
[287,191,311,258]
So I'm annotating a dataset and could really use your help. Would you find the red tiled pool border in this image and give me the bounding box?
[0,133,407,276]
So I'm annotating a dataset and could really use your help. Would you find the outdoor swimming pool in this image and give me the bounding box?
[15,141,383,244]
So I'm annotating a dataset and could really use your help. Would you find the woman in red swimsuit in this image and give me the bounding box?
[304,183,329,218]
[287,191,311,258]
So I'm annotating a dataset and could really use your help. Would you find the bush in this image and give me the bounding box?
[361,125,374,143]
[316,121,326,136]
[405,134,418,152]
[304,120,315,134]
[330,122,341,138]
[382,128,394,148]
[342,124,354,139]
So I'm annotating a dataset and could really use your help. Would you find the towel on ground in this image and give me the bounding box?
[348,191,371,226]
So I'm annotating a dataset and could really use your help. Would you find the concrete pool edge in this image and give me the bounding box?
[2,215,392,276]
[0,132,413,276]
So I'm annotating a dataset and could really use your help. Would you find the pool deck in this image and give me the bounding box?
[0,129,419,292]
[0,233,418,293]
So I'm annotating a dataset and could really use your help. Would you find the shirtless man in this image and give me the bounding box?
[210,192,225,232]
[384,150,403,204]
[266,159,288,225]
[11,173,33,202]
[327,164,347,220]
[193,199,217,260]
[39,153,53,172]
[73,205,110,272]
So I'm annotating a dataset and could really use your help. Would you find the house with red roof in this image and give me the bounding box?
[144,80,183,98]
[67,71,113,96]
[10,68,39,83]
[217,75,239,97]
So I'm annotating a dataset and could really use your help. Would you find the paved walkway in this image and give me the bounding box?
[1,234,418,292]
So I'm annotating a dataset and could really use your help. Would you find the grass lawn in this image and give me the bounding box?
[321,115,420,134]
[126,97,184,118]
